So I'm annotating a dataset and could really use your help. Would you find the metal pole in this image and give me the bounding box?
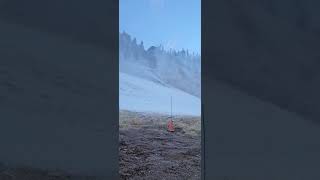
[171,96,172,121]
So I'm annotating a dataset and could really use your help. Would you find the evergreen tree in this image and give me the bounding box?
[140,41,144,50]
[133,38,137,45]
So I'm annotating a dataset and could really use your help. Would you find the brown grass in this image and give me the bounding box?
[119,110,201,136]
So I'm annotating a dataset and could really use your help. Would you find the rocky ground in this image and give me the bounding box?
[119,110,201,180]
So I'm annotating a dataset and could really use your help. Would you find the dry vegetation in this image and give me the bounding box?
[119,110,201,180]
[119,110,201,136]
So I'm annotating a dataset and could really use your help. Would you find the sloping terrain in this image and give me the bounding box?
[119,32,201,98]
[119,72,201,116]
[119,32,201,116]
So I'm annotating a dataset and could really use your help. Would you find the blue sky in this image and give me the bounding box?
[120,0,201,54]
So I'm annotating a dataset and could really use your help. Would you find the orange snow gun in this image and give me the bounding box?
[167,96,175,132]
[167,119,175,132]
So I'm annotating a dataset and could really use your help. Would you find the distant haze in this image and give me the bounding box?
[119,0,201,54]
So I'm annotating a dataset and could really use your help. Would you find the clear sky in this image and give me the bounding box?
[120,0,201,54]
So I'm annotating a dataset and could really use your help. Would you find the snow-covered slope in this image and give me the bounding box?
[119,72,200,116]
[119,32,201,98]
[119,32,201,116]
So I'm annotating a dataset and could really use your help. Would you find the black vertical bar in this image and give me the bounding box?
[201,103,205,180]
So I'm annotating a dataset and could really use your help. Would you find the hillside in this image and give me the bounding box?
[120,72,201,116]
[120,32,201,98]
[119,32,201,116]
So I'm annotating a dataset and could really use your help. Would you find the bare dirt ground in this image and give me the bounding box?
[119,110,201,180]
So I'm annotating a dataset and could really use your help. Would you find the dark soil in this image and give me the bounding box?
[119,125,201,180]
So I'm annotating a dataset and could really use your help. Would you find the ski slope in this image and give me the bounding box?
[119,72,201,116]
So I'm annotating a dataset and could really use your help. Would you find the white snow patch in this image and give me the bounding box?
[119,72,201,116]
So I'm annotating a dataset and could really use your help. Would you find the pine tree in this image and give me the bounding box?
[140,41,144,50]
[133,38,137,45]
[181,49,186,57]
